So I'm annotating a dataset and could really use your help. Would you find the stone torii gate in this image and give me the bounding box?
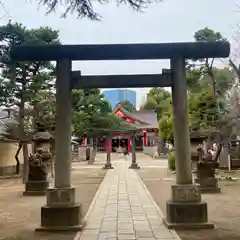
[11,41,230,231]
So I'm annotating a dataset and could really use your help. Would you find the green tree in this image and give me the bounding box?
[142,88,171,120]
[72,89,131,138]
[191,27,227,99]
[158,114,173,144]
[155,29,230,151]
[72,89,113,138]
[200,67,233,96]
[72,88,135,160]
[188,86,219,130]
[0,22,60,180]
[33,90,56,133]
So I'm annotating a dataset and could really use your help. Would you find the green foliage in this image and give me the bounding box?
[186,67,203,92]
[72,89,133,137]
[145,27,232,144]
[0,22,60,134]
[200,67,233,96]
[142,97,157,110]
[1,119,20,140]
[34,90,56,133]
[188,86,218,129]
[142,88,171,120]
[168,151,175,171]
[194,27,226,42]
[187,27,230,136]
[158,114,173,144]
[142,88,172,143]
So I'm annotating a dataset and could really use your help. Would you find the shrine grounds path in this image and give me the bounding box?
[0,154,108,240]
[1,153,240,240]
[137,153,240,240]
[74,154,179,240]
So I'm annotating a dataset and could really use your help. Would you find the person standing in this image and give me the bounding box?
[123,147,129,160]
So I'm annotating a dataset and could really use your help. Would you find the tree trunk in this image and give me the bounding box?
[19,84,28,184]
[88,137,97,164]
[92,137,98,161]
[15,142,22,174]
[229,60,240,80]
[213,143,222,164]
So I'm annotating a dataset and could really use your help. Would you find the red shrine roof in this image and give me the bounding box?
[113,105,158,130]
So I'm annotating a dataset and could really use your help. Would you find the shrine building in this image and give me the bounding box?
[99,105,158,152]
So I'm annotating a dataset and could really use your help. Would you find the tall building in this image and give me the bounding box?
[102,89,137,109]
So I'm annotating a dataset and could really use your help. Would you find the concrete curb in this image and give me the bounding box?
[73,169,110,240]
[136,171,182,240]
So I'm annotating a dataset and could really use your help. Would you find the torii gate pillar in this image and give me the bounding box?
[163,58,214,229]
[36,59,84,231]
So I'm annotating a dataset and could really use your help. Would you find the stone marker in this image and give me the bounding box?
[103,135,114,169]
[129,134,140,169]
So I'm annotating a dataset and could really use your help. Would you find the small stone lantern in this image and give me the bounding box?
[195,146,221,193]
[23,131,54,196]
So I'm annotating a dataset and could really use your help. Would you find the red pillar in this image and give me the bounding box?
[143,132,147,146]
[105,137,112,152]
[128,138,131,152]
[105,138,108,152]
[83,136,87,146]
[109,137,112,152]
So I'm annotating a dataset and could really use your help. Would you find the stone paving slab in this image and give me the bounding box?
[74,159,180,240]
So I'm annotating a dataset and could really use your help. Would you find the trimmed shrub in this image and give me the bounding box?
[168,151,176,171]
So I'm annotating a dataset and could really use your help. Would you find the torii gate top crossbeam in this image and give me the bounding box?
[71,73,172,89]
[11,41,230,61]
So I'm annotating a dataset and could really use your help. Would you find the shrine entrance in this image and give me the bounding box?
[112,137,128,151]
[11,41,230,230]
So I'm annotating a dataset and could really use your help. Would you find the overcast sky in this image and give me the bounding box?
[1,0,240,107]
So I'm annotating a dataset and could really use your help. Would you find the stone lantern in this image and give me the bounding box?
[32,131,54,153]
[23,131,54,196]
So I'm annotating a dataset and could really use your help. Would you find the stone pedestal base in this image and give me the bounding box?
[195,178,221,194]
[103,163,113,169]
[35,204,84,231]
[88,160,94,165]
[35,187,84,231]
[23,181,48,196]
[163,200,214,229]
[163,184,214,229]
[129,163,140,169]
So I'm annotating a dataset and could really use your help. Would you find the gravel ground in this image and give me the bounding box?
[138,167,240,240]
[0,164,106,240]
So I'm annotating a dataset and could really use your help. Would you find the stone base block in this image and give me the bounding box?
[103,163,114,169]
[46,187,75,206]
[35,204,84,232]
[163,218,214,230]
[163,200,214,229]
[23,181,48,196]
[129,163,140,169]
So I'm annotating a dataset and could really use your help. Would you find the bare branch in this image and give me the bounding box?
[38,0,162,19]
[229,59,240,80]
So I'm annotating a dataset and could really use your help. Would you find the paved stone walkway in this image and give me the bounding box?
[74,159,179,240]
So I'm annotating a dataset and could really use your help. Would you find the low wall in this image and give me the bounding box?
[143,146,159,158]
[0,140,31,176]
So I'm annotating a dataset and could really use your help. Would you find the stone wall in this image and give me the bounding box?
[0,140,31,176]
[143,146,159,158]
[191,142,199,161]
